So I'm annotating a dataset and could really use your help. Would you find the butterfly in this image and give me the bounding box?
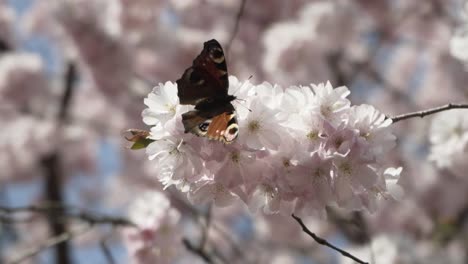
[176,39,239,144]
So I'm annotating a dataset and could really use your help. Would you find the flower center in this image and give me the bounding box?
[339,162,352,176]
[320,104,332,118]
[282,158,291,168]
[213,183,226,196]
[307,130,319,140]
[334,137,343,148]
[453,125,463,137]
[166,104,176,114]
[360,131,371,140]
[248,120,261,132]
[230,151,240,163]
[262,184,276,199]
[313,167,323,178]
[168,140,184,155]
[169,147,179,156]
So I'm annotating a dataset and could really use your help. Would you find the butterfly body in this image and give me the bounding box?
[176,39,239,144]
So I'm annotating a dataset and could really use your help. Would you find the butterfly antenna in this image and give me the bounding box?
[232,75,254,97]
[235,98,252,112]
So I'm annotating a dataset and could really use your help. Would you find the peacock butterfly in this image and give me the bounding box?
[176,39,239,144]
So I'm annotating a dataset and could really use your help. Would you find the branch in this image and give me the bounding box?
[169,192,248,263]
[200,204,213,250]
[0,204,136,227]
[41,152,70,264]
[100,239,117,264]
[291,214,368,264]
[1,204,135,263]
[390,103,468,123]
[183,238,215,264]
[58,62,77,122]
[39,62,77,264]
[9,225,93,264]
[226,0,247,54]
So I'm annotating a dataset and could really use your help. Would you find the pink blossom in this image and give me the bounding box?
[124,191,181,264]
[141,79,399,216]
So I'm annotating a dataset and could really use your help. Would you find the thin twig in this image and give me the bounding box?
[390,103,468,123]
[200,204,213,250]
[169,193,248,263]
[291,214,368,264]
[100,239,117,264]
[1,205,134,263]
[0,204,136,227]
[8,225,93,264]
[226,0,247,55]
[183,238,215,264]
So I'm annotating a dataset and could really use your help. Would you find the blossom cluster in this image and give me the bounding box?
[429,110,468,178]
[450,2,468,67]
[340,234,465,264]
[124,191,181,264]
[141,77,402,216]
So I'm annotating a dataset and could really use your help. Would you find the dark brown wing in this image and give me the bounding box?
[176,39,229,105]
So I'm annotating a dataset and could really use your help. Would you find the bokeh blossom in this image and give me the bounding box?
[124,191,181,264]
[429,110,468,178]
[4,1,468,263]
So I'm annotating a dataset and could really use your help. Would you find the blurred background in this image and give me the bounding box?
[1,0,468,263]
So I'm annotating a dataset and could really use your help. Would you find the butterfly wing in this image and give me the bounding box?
[182,103,238,144]
[177,39,238,144]
[176,39,229,105]
[206,112,238,143]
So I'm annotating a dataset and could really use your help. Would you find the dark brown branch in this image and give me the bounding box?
[59,63,77,122]
[0,38,11,53]
[390,103,468,123]
[200,204,213,250]
[41,62,77,264]
[0,204,135,227]
[183,238,215,264]
[169,192,248,263]
[41,153,69,264]
[1,205,135,263]
[100,239,117,264]
[226,0,247,54]
[9,225,93,264]
[291,214,368,264]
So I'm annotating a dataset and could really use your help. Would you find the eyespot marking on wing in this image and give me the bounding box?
[198,120,211,133]
[176,39,237,144]
[210,48,225,64]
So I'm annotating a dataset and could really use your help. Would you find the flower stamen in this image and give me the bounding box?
[307,130,319,140]
[248,120,261,132]
[230,151,240,163]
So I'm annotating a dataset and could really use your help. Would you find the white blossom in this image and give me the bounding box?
[141,78,399,216]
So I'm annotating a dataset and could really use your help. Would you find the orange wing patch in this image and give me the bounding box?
[206,113,238,143]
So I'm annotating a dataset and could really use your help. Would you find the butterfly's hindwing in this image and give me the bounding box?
[187,111,239,144]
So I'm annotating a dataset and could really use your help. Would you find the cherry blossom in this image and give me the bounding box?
[124,191,181,264]
[429,110,468,177]
[5,1,468,263]
[340,234,465,264]
[141,78,401,216]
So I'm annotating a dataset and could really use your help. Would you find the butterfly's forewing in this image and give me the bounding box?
[176,39,229,105]
[177,39,238,144]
